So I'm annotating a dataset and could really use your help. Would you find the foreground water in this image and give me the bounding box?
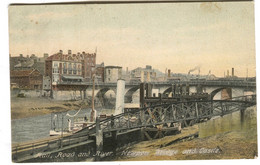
[11,108,111,143]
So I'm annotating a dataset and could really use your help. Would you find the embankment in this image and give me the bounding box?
[114,106,257,160]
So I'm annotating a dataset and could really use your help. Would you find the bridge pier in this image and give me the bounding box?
[240,109,245,129]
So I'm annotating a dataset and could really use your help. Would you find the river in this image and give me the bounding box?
[11,108,109,143]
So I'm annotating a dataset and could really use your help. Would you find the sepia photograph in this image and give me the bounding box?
[8,0,257,163]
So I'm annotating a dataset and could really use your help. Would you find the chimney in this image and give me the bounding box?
[59,50,63,54]
[232,68,234,77]
[168,69,171,78]
[68,50,72,55]
[19,54,23,57]
[44,53,49,58]
[227,70,229,77]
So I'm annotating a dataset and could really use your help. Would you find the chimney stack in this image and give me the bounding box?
[68,50,72,55]
[227,70,229,77]
[232,68,234,77]
[59,50,63,54]
[44,53,49,58]
[168,69,171,78]
[19,54,23,57]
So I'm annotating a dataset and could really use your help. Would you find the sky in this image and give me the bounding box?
[9,2,256,77]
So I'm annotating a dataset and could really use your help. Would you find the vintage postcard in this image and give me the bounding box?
[9,0,257,163]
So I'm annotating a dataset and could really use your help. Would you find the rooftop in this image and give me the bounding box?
[10,69,41,77]
[105,66,122,69]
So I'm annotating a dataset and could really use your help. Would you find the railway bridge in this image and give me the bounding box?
[12,95,256,162]
[52,80,256,102]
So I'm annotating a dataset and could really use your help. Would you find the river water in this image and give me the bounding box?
[11,108,109,143]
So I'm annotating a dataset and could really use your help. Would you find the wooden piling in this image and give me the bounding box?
[95,117,103,161]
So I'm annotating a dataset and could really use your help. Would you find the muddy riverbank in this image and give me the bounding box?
[11,97,90,120]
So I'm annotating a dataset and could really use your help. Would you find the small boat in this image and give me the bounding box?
[49,73,99,136]
[49,110,97,136]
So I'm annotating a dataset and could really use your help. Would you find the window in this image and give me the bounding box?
[53,62,58,67]
[68,63,72,74]
[63,69,67,74]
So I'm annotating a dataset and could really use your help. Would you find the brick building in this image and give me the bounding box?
[82,52,96,81]
[10,69,43,89]
[45,50,96,84]
[95,62,105,82]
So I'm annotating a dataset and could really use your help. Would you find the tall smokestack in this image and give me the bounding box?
[227,70,229,77]
[232,68,234,77]
[168,69,171,78]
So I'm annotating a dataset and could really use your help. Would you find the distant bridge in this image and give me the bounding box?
[12,95,256,162]
[52,80,256,102]
[57,79,256,88]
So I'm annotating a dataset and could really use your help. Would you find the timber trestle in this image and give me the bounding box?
[12,95,256,162]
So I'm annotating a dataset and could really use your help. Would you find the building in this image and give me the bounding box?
[45,50,83,85]
[42,76,51,90]
[10,69,43,89]
[104,66,122,83]
[95,62,105,82]
[42,76,51,96]
[45,50,96,84]
[10,53,49,75]
[131,65,156,82]
[82,52,96,81]
[10,54,32,70]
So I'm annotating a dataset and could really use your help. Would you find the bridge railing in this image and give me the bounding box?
[99,95,256,132]
[12,133,91,161]
[56,80,256,87]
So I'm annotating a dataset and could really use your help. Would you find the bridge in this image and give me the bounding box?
[52,79,256,102]
[12,95,256,162]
